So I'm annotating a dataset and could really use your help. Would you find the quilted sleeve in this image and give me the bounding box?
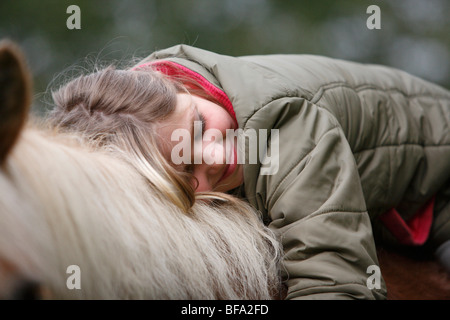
[248,97,387,299]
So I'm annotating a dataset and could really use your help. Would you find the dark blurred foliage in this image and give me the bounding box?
[1,0,449,114]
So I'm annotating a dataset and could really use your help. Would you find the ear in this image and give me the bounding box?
[0,39,32,165]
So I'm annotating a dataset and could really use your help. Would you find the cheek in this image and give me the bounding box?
[212,118,234,136]
[203,107,234,130]
[202,142,226,166]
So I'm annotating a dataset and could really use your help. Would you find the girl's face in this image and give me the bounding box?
[158,93,244,192]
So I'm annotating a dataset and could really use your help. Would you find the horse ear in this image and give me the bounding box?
[0,40,32,165]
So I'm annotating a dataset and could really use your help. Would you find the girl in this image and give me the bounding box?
[49,44,450,300]
[0,40,282,300]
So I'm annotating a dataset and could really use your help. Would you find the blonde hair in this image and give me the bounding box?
[0,42,282,299]
[49,65,200,211]
[0,125,282,299]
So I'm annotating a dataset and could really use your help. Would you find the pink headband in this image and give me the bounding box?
[133,60,237,123]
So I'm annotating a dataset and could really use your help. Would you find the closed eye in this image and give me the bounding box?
[195,109,206,140]
[186,107,207,174]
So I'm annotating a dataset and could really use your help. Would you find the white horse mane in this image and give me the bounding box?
[0,40,282,299]
[0,125,282,299]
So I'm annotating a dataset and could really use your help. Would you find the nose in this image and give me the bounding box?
[192,139,227,191]
[193,136,227,170]
[202,141,226,170]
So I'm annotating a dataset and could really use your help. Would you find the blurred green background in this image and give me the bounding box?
[1,0,449,114]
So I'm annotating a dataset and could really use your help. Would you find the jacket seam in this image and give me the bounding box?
[241,94,301,129]
[287,282,376,299]
[282,206,368,234]
[353,142,450,155]
[244,97,339,210]
[278,210,369,248]
[266,126,341,207]
[311,81,450,104]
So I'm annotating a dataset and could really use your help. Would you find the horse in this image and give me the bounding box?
[0,40,282,299]
[0,40,448,300]
[377,247,450,299]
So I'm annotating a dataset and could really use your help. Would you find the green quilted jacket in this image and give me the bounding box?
[136,45,450,300]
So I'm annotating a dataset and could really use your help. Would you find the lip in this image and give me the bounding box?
[217,145,237,184]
